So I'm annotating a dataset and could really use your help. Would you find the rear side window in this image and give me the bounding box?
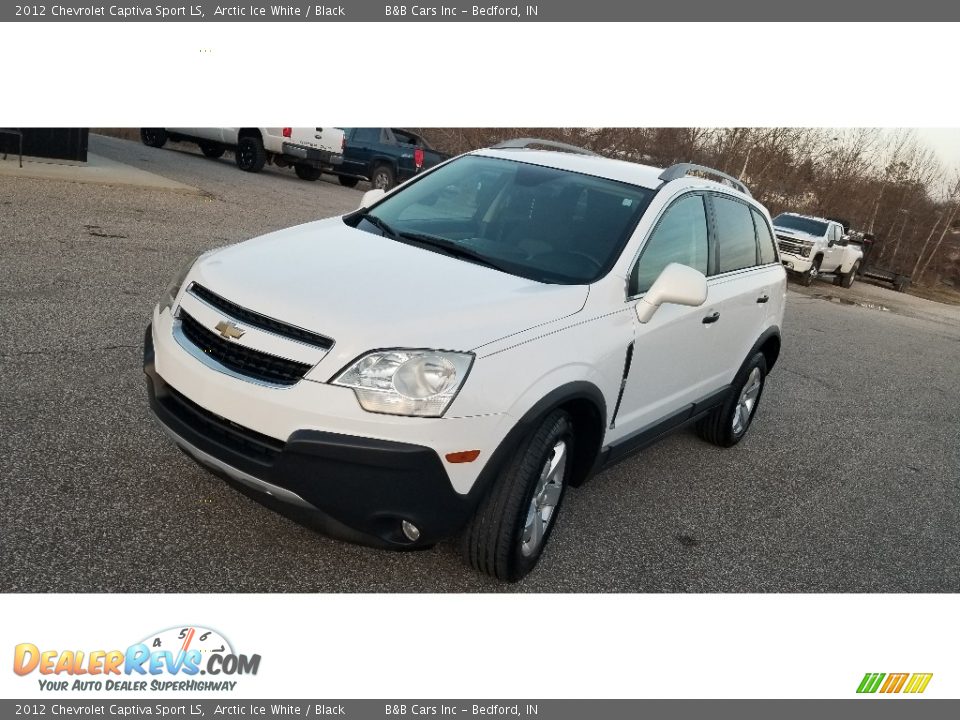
[713,196,759,273]
[630,194,709,295]
[751,209,778,265]
[351,128,381,143]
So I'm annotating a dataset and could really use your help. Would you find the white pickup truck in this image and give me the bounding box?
[140,127,345,181]
[772,213,863,288]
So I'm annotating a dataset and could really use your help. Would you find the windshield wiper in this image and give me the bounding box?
[361,213,400,240]
[395,232,511,273]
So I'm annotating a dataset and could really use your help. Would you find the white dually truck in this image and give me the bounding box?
[772,213,863,288]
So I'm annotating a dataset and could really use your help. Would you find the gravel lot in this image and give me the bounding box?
[1,134,958,592]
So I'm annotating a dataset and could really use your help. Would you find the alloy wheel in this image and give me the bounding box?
[520,439,567,557]
[732,367,762,435]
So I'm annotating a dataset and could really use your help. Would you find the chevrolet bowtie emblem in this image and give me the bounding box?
[214,320,245,340]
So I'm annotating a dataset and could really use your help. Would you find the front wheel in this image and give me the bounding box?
[294,164,322,181]
[696,352,767,448]
[461,410,574,582]
[140,128,168,148]
[800,256,822,287]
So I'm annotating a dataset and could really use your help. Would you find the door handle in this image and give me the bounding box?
[702,311,720,324]
[756,294,770,304]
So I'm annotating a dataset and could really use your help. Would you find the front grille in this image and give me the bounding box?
[189,283,333,350]
[179,311,312,386]
[162,382,283,463]
[777,236,811,257]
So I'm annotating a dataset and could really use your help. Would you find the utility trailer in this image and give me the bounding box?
[849,232,912,292]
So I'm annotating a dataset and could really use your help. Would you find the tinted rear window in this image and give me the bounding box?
[713,196,758,273]
[751,209,778,265]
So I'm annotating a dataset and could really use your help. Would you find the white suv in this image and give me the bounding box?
[144,139,786,581]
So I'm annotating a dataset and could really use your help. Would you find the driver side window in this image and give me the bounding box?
[629,194,708,296]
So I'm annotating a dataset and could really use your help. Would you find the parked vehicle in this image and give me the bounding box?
[144,139,786,581]
[772,213,863,287]
[333,128,450,190]
[140,127,345,181]
[848,232,912,292]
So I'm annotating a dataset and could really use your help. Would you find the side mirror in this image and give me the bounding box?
[635,263,708,324]
[358,188,386,209]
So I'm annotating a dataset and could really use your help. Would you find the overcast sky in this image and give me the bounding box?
[913,128,960,192]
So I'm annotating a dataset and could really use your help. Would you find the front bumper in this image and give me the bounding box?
[280,142,343,168]
[144,323,501,548]
[780,253,813,273]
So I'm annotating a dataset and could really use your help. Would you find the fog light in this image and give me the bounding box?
[401,520,421,542]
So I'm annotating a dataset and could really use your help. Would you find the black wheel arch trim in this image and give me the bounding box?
[750,325,782,373]
[470,381,608,499]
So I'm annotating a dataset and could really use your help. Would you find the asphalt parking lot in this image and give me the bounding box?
[2,134,959,592]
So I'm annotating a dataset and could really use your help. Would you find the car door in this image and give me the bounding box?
[822,223,843,271]
[341,128,380,176]
[704,194,779,384]
[611,192,731,440]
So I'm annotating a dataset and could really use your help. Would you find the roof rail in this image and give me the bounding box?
[490,138,597,156]
[659,163,752,196]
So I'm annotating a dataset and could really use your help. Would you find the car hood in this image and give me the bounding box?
[772,226,820,241]
[189,217,588,360]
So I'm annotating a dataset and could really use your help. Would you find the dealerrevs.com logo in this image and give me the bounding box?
[13,626,261,692]
[857,672,933,695]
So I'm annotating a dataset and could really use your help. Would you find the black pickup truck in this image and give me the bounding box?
[333,128,449,191]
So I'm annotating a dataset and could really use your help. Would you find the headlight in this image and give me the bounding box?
[333,350,474,417]
[159,257,197,315]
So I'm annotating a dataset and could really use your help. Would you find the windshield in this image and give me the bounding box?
[348,154,655,284]
[772,214,828,237]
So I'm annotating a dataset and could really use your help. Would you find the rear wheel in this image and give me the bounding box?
[140,128,168,148]
[199,142,225,159]
[696,353,767,448]
[338,175,360,188]
[294,164,322,181]
[235,135,266,173]
[370,164,396,191]
[839,260,860,288]
[462,410,574,582]
[800,256,822,287]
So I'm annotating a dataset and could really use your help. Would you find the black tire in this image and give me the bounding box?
[235,135,266,173]
[294,164,323,181]
[800,256,822,287]
[199,142,225,159]
[140,128,168,148]
[369,164,396,191]
[462,410,574,582]
[840,260,860,288]
[338,175,360,188]
[696,352,768,448]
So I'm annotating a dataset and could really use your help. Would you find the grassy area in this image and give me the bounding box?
[906,283,960,306]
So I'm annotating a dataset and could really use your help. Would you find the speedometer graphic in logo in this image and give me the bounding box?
[139,626,233,659]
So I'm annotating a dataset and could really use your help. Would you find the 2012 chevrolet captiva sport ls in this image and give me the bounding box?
[145,138,786,581]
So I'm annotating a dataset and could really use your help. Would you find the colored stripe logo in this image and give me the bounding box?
[857,672,933,694]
